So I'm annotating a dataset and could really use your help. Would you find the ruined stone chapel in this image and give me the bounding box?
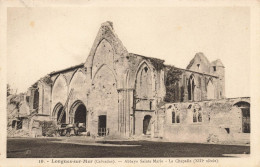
[15,21,250,142]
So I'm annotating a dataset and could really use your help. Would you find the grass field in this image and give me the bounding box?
[7,138,250,158]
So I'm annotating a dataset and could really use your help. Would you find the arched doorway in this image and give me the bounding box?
[74,103,87,126]
[234,101,250,133]
[188,75,195,101]
[57,107,66,124]
[69,101,87,127]
[143,115,152,135]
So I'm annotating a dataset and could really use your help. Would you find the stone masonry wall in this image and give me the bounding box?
[163,97,250,143]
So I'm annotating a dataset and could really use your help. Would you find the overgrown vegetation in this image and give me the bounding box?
[7,92,23,126]
[132,54,165,71]
[39,121,57,137]
[164,67,183,103]
[40,75,53,85]
[148,58,165,71]
[7,84,11,96]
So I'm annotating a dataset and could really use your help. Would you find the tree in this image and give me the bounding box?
[164,67,183,102]
[7,84,11,96]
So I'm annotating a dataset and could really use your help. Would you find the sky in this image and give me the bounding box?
[7,7,250,98]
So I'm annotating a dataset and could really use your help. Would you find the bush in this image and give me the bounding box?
[39,121,57,137]
[207,133,219,143]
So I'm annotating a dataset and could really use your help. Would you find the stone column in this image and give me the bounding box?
[69,114,74,124]
[117,90,124,134]
[126,89,134,137]
[65,107,69,124]
[151,117,155,138]
[117,88,133,137]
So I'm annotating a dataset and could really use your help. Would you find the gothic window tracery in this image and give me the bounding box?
[171,105,180,124]
[136,63,153,99]
[192,105,202,123]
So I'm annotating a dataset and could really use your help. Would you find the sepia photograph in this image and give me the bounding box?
[1,0,260,166]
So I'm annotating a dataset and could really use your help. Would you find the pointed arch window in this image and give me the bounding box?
[172,110,180,124]
[33,88,39,110]
[193,107,202,123]
[207,79,215,99]
[140,66,149,98]
[136,64,153,99]
[188,75,195,101]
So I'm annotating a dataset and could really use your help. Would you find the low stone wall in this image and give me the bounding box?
[163,97,250,143]
[164,124,233,143]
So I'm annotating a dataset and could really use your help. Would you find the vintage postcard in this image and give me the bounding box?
[0,0,260,166]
